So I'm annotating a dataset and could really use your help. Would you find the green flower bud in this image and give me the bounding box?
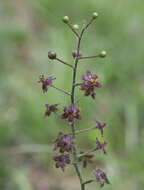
[48,51,57,60]
[99,51,107,58]
[62,16,70,23]
[92,12,98,19]
[73,24,79,30]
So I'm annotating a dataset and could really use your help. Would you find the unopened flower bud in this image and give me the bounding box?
[72,50,82,58]
[62,16,70,23]
[73,24,79,30]
[48,51,57,60]
[92,12,98,19]
[99,50,107,58]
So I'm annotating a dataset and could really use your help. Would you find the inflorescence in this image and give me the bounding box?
[38,12,110,190]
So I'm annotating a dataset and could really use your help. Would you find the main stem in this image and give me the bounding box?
[71,35,85,190]
[70,18,95,190]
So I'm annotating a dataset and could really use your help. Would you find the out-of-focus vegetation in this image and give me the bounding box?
[0,0,144,189]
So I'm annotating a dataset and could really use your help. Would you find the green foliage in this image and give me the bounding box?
[0,0,144,189]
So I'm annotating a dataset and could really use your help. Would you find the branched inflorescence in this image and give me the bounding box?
[38,12,110,190]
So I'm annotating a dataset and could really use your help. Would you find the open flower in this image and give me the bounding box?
[95,120,107,137]
[55,135,73,153]
[94,169,110,187]
[38,74,56,93]
[53,154,71,171]
[61,104,81,123]
[96,138,107,154]
[80,70,102,99]
[45,104,58,117]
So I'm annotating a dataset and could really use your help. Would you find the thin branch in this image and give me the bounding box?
[78,147,98,158]
[83,180,94,185]
[75,126,97,135]
[80,18,95,38]
[73,83,82,87]
[74,95,85,104]
[55,58,74,68]
[67,23,80,38]
[78,54,99,60]
[50,85,71,96]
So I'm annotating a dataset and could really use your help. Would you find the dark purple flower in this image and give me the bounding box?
[53,154,71,171]
[94,169,110,187]
[61,104,81,123]
[55,135,73,153]
[38,74,56,93]
[45,104,58,116]
[95,120,107,137]
[96,138,107,154]
[80,70,102,99]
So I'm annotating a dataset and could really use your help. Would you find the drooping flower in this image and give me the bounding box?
[55,134,73,153]
[61,104,81,123]
[45,104,58,117]
[38,74,56,93]
[80,70,102,99]
[94,169,110,187]
[96,138,107,154]
[95,120,107,137]
[53,154,71,171]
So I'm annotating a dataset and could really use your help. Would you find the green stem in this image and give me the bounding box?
[69,17,95,190]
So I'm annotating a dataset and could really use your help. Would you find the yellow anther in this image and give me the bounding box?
[90,79,94,83]
[40,74,44,79]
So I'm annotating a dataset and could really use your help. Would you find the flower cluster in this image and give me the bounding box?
[53,154,71,171]
[38,12,110,189]
[53,133,73,171]
[61,104,81,123]
[94,169,110,187]
[80,70,102,99]
[38,74,56,93]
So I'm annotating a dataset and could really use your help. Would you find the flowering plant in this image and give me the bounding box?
[38,12,110,190]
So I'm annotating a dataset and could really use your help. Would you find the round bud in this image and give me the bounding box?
[72,50,82,58]
[48,51,57,60]
[62,16,70,23]
[73,24,79,30]
[92,12,98,19]
[99,51,107,58]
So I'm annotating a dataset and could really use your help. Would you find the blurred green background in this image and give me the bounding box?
[0,0,144,189]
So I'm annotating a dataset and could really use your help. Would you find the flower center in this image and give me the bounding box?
[89,78,95,83]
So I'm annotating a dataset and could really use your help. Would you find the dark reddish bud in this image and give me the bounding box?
[72,50,82,58]
[48,51,57,59]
